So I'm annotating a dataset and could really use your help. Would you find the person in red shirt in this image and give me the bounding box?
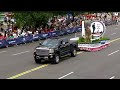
[47,28,50,33]
[43,26,48,33]
[50,28,54,32]
[49,25,54,32]
[0,33,6,40]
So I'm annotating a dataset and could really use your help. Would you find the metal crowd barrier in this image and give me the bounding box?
[0,26,82,48]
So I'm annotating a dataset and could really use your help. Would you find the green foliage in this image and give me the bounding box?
[13,11,91,28]
[78,37,110,44]
[14,12,54,28]
[78,37,85,43]
[100,37,110,41]
[92,37,110,43]
[92,39,100,43]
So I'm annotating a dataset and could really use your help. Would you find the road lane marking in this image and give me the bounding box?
[108,50,119,56]
[7,64,48,79]
[77,52,83,54]
[111,33,116,35]
[58,72,74,79]
[109,38,120,43]
[0,51,7,54]
[12,51,30,56]
[110,76,115,79]
[8,51,82,79]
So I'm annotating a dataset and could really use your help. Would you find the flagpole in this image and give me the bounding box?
[82,21,85,38]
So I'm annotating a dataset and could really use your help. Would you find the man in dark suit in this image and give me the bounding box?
[92,23,95,34]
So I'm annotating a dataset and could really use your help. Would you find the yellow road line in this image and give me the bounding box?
[77,52,83,54]
[109,38,120,43]
[7,52,83,79]
[7,64,48,79]
[6,37,120,79]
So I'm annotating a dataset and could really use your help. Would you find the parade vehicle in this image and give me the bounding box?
[33,37,78,64]
[70,20,110,52]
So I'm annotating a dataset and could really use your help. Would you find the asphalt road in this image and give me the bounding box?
[0,24,120,79]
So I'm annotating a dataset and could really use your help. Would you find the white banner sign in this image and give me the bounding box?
[90,21,106,39]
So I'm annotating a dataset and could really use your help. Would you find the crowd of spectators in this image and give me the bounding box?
[0,14,82,40]
[0,12,119,40]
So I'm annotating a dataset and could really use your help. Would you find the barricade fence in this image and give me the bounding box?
[0,26,82,48]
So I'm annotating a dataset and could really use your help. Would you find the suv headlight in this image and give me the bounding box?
[34,49,36,52]
[49,49,54,53]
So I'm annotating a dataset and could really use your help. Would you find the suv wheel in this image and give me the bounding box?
[71,49,77,57]
[53,54,60,64]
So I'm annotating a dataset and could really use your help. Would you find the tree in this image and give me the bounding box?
[14,12,28,28]
[14,11,88,28]
[14,12,54,28]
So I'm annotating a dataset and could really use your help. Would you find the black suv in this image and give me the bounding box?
[33,37,78,64]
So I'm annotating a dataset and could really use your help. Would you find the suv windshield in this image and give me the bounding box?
[42,39,59,48]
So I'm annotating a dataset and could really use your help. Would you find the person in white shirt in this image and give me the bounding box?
[11,18,15,23]
[17,28,21,36]
[27,31,32,34]
[21,31,26,36]
[36,31,39,34]
[13,32,18,38]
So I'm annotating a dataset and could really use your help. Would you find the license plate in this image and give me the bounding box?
[44,57,48,60]
[44,56,48,59]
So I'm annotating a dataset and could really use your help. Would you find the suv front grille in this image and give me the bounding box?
[36,49,49,55]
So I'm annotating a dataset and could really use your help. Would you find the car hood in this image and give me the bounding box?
[36,45,56,50]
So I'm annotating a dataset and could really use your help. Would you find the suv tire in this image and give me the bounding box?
[71,49,77,57]
[53,54,60,64]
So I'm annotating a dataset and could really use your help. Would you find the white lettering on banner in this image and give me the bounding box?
[52,33,56,35]
[33,36,39,39]
[23,38,26,41]
[43,34,48,37]
[8,41,16,44]
[67,30,70,32]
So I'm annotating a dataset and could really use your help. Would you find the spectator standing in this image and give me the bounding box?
[9,34,14,39]
[13,32,17,38]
